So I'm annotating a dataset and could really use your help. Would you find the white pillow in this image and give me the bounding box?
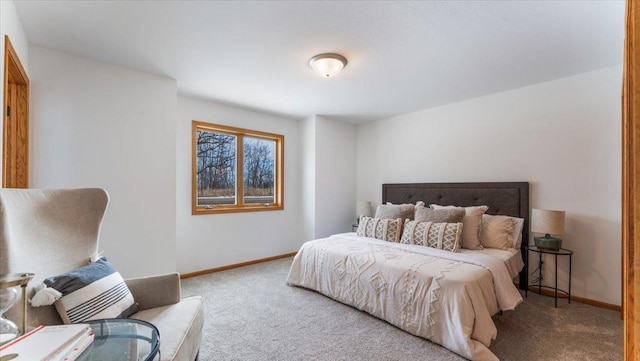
[430,204,488,250]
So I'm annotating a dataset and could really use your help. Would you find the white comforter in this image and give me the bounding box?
[286,233,523,361]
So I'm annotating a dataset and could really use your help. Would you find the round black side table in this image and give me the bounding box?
[525,245,573,308]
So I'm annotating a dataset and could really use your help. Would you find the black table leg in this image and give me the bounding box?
[525,249,530,298]
[569,253,572,304]
[538,252,542,295]
[554,254,558,308]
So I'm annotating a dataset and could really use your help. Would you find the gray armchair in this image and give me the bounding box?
[0,188,203,361]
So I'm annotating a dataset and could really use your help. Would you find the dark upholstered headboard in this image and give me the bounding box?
[382,182,529,290]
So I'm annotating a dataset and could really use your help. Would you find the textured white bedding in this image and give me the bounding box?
[461,247,525,279]
[286,233,523,361]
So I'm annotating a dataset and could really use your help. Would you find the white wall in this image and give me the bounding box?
[297,115,357,241]
[315,116,357,237]
[0,0,29,181]
[357,66,622,306]
[299,115,316,242]
[29,45,177,278]
[176,95,301,274]
[0,0,28,75]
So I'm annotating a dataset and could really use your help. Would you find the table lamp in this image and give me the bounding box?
[531,209,565,250]
[356,201,372,224]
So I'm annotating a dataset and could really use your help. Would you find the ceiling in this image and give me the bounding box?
[13,1,625,124]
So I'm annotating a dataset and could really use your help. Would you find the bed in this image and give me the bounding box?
[287,182,529,361]
[381,182,529,290]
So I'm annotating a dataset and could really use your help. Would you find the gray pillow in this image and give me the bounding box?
[415,207,465,223]
[374,203,415,220]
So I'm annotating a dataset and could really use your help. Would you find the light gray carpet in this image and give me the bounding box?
[181,257,622,361]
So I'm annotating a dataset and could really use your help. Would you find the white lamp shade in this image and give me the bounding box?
[308,53,348,78]
[356,201,372,217]
[531,209,565,235]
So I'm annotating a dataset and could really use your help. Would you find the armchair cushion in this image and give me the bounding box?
[126,272,205,360]
[125,273,181,310]
[131,296,204,361]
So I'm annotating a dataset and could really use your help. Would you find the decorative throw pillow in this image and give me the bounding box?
[374,203,415,221]
[480,214,517,249]
[430,204,488,250]
[400,220,463,252]
[37,257,138,324]
[356,216,403,242]
[511,217,525,249]
[414,207,465,223]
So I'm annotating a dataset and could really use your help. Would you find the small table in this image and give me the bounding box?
[77,319,160,361]
[525,245,573,308]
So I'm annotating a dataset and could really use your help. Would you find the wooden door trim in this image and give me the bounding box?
[4,36,28,86]
[623,0,640,360]
[3,35,29,188]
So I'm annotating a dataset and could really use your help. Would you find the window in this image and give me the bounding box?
[192,121,284,214]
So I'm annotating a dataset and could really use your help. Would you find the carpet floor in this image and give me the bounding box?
[181,257,622,361]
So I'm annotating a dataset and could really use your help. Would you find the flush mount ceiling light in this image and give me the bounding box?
[308,53,348,78]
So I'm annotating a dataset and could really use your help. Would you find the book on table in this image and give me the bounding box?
[0,323,94,361]
[53,331,94,361]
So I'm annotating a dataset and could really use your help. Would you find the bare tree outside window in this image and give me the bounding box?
[196,130,237,206]
[243,137,275,204]
[192,121,283,214]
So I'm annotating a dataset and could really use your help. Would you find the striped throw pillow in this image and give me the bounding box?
[44,257,137,324]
